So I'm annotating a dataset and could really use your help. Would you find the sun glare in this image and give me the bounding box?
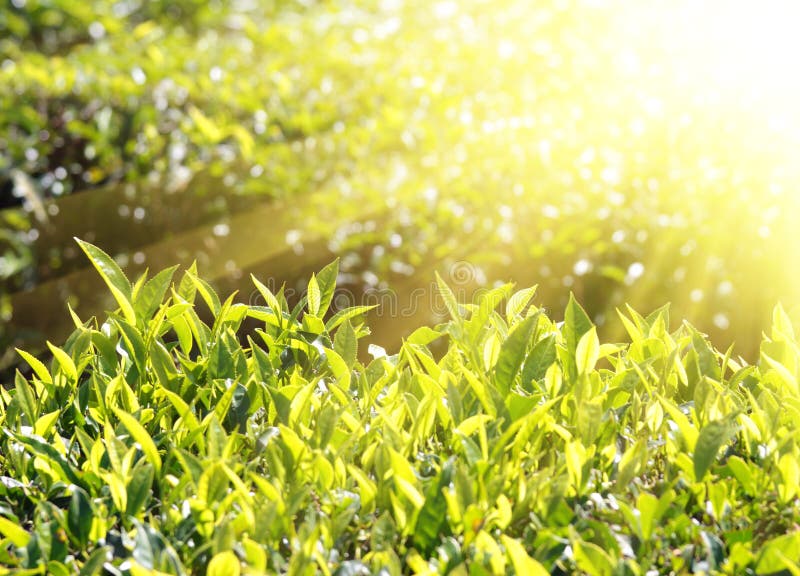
[673,2,800,91]
[654,1,800,126]
[596,0,800,128]
[445,0,800,346]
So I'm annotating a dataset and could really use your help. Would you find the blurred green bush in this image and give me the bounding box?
[2,0,800,362]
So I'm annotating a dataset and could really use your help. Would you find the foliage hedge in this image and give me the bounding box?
[1,240,800,575]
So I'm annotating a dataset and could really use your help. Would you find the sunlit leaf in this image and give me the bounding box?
[75,238,136,324]
[326,305,377,332]
[315,258,339,317]
[576,326,599,375]
[113,408,162,474]
[757,532,800,575]
[501,535,549,575]
[0,515,30,547]
[133,265,177,323]
[505,286,538,323]
[573,539,614,576]
[564,293,593,356]
[307,273,321,316]
[207,551,241,576]
[334,320,358,369]
[47,341,78,384]
[16,348,52,385]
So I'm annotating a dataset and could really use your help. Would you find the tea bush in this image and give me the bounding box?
[1,240,799,575]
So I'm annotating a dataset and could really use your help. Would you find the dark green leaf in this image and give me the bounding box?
[68,487,93,546]
[114,318,146,375]
[126,463,154,517]
[7,431,84,488]
[694,419,737,481]
[494,315,537,397]
[78,546,110,576]
[413,459,454,553]
[521,334,556,385]
[14,371,37,427]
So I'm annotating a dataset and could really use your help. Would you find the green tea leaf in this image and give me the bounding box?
[16,348,52,385]
[505,391,538,422]
[68,487,93,546]
[468,283,512,342]
[251,274,282,316]
[405,326,443,347]
[47,341,78,384]
[413,459,453,553]
[126,463,155,517]
[576,326,600,375]
[564,293,593,356]
[7,430,84,487]
[617,438,647,488]
[726,455,755,495]
[660,396,699,451]
[178,262,199,303]
[113,408,162,474]
[435,271,462,322]
[14,371,37,426]
[75,238,136,324]
[494,315,537,396]
[772,302,796,342]
[114,318,147,374]
[762,352,799,394]
[573,540,614,576]
[0,515,30,547]
[757,532,800,575]
[505,285,538,323]
[577,400,602,445]
[689,325,721,381]
[645,303,671,335]
[521,334,556,385]
[34,409,60,437]
[78,546,110,576]
[694,419,737,481]
[502,535,549,575]
[636,492,659,541]
[149,340,178,389]
[307,273,321,316]
[315,258,339,317]
[208,330,241,380]
[334,320,358,369]
[133,265,177,323]
[185,270,221,316]
[325,305,377,332]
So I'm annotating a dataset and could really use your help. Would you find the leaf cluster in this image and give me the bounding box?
[1,242,800,574]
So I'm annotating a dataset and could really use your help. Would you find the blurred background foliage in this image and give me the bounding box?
[2,0,800,371]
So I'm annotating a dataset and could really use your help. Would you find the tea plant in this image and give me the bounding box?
[1,240,800,575]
